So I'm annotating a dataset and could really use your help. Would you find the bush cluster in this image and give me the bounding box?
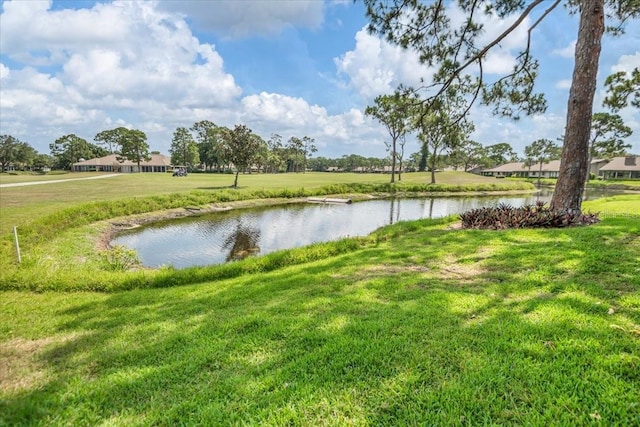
[99,244,141,271]
[460,201,600,229]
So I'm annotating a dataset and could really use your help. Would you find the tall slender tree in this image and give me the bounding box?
[117,128,150,173]
[301,136,317,173]
[448,139,484,172]
[363,0,639,213]
[94,127,150,172]
[365,91,412,183]
[286,136,304,173]
[219,124,261,187]
[192,120,223,171]
[266,133,286,173]
[524,138,561,185]
[94,129,119,153]
[170,127,199,170]
[413,88,474,184]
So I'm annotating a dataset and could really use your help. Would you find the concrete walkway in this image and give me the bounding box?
[0,174,121,188]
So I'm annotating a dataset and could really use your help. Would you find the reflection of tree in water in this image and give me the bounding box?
[221,221,261,261]
[388,198,403,224]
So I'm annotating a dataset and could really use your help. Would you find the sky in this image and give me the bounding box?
[0,0,638,160]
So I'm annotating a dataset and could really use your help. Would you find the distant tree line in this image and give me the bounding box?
[2,61,636,179]
[167,121,318,176]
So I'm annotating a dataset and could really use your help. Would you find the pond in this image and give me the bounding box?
[112,189,618,269]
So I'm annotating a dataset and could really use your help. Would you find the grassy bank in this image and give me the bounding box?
[0,171,525,234]
[0,172,534,291]
[507,176,640,191]
[1,173,638,425]
[1,211,639,425]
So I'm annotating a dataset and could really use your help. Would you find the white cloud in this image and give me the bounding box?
[448,2,530,75]
[334,28,429,99]
[0,0,128,64]
[469,104,567,156]
[0,1,243,151]
[335,3,534,101]
[1,1,636,160]
[0,63,10,79]
[484,50,517,75]
[239,92,386,154]
[157,0,324,38]
[552,40,576,58]
[610,51,640,73]
[555,79,572,89]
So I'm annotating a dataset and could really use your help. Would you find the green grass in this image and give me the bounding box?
[507,176,640,190]
[587,179,640,190]
[0,171,534,292]
[0,171,527,235]
[1,172,638,425]
[583,194,640,218]
[1,214,639,426]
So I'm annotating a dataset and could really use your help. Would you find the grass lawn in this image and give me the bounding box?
[507,177,640,190]
[0,171,522,236]
[0,172,638,425]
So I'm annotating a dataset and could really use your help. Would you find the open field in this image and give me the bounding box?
[1,171,639,425]
[0,171,522,236]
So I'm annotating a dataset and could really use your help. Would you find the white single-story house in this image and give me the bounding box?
[481,159,607,178]
[72,154,173,173]
[372,166,405,173]
[481,160,562,178]
[599,156,640,179]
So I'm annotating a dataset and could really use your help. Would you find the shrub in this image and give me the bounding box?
[99,244,141,271]
[460,201,600,229]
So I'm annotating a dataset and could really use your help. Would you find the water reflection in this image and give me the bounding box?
[222,220,261,261]
[113,189,624,269]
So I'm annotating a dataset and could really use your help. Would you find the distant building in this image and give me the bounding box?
[481,160,561,178]
[599,156,640,179]
[72,154,173,173]
[481,159,608,178]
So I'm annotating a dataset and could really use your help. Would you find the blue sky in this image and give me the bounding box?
[1,0,638,159]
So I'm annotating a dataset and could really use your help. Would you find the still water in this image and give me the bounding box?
[112,190,612,269]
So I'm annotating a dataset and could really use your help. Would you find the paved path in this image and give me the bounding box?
[0,174,121,188]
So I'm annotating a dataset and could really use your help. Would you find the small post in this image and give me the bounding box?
[13,226,21,264]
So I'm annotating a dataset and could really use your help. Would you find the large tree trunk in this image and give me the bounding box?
[551,0,604,213]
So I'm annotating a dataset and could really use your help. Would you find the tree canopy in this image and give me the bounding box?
[603,67,640,112]
[589,112,632,159]
[219,124,261,187]
[365,92,412,183]
[413,87,474,183]
[50,134,107,170]
[524,138,561,184]
[170,127,200,170]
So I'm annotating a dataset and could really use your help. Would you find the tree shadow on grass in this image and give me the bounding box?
[2,218,639,425]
